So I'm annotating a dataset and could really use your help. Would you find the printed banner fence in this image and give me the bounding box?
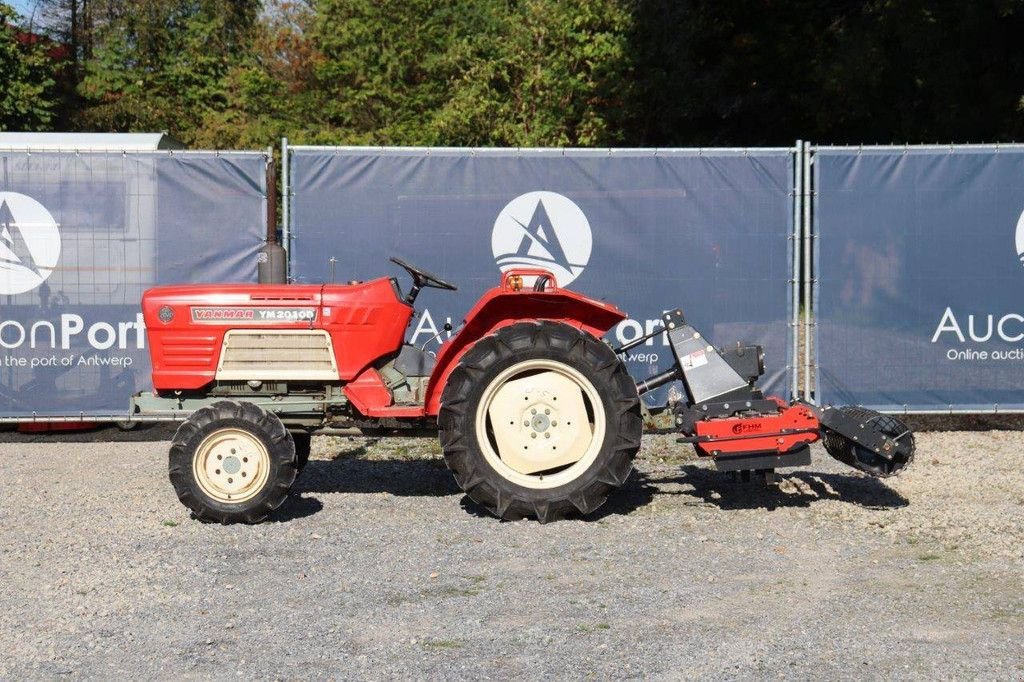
[813,145,1024,412]
[0,151,268,419]
[287,147,797,405]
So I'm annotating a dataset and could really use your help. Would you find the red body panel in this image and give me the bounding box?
[421,272,627,415]
[142,278,412,392]
[143,269,625,421]
[693,399,820,457]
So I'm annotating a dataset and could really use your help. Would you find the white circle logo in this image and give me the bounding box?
[1016,209,1024,267]
[491,191,592,287]
[0,191,61,296]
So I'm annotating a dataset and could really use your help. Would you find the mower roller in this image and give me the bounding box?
[134,258,914,524]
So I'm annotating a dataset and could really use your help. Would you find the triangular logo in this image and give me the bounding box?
[512,199,573,271]
[0,199,42,277]
[492,191,593,287]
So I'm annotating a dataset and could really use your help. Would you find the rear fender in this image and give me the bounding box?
[423,270,627,415]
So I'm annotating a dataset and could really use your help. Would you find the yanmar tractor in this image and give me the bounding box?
[135,258,915,524]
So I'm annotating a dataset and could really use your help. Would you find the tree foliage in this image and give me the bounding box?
[4,0,1024,146]
[74,0,260,142]
[629,0,1024,146]
[0,3,57,131]
[428,0,634,146]
[212,0,634,147]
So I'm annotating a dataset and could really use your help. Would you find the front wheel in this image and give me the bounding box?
[439,321,643,522]
[169,400,297,523]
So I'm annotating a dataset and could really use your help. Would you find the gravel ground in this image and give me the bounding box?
[0,427,1022,679]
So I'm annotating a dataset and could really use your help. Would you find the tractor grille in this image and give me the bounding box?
[216,330,338,381]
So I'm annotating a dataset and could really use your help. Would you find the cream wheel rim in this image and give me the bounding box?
[193,428,271,504]
[475,359,606,490]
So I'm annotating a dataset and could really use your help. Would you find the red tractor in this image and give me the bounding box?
[135,258,914,524]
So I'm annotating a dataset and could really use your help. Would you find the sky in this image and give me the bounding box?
[11,0,38,20]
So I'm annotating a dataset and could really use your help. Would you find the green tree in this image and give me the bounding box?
[77,0,260,144]
[241,0,636,147]
[0,2,57,131]
[432,0,634,146]
[189,0,321,148]
[302,0,480,145]
[18,0,1024,147]
[626,0,1024,146]
[811,0,1024,144]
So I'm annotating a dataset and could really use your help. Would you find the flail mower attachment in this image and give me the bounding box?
[627,309,915,479]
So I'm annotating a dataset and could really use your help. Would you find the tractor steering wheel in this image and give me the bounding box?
[390,256,457,304]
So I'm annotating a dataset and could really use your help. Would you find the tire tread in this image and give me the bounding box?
[439,321,642,522]
[168,400,296,524]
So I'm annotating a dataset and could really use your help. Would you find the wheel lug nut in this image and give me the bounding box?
[531,408,537,414]
[531,433,537,439]
[523,420,530,426]
[545,409,550,415]
[551,421,557,427]
[544,433,550,439]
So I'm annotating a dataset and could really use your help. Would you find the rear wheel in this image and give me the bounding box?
[439,321,642,522]
[169,400,297,523]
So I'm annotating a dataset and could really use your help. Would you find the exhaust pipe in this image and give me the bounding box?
[258,153,287,284]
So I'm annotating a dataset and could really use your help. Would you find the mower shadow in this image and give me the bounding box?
[663,464,909,511]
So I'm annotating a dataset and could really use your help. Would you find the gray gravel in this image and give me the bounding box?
[1,428,1022,679]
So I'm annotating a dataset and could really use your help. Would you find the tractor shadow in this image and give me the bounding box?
[292,439,461,498]
[274,440,461,522]
[662,464,909,511]
[589,473,659,520]
[274,440,903,522]
[274,440,657,522]
[293,457,460,496]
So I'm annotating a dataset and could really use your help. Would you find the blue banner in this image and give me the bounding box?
[0,152,267,418]
[289,148,795,404]
[815,147,1024,411]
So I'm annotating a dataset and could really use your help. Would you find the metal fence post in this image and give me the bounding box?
[802,141,814,402]
[790,140,802,400]
[281,137,290,282]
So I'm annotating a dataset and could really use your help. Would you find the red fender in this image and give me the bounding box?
[423,270,627,416]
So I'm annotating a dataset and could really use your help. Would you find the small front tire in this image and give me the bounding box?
[169,400,297,524]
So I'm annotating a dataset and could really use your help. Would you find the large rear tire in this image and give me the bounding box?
[169,400,297,524]
[438,321,642,522]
